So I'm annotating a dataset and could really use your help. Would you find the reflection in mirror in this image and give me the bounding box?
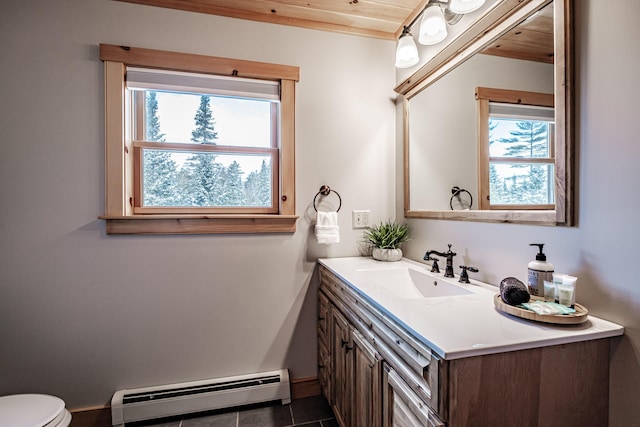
[400,0,573,225]
[476,87,556,210]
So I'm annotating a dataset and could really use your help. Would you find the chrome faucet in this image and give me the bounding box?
[424,244,457,278]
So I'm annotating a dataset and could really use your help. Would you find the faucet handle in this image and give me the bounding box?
[458,265,479,283]
[427,256,440,273]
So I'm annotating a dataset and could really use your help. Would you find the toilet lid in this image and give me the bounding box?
[0,394,65,427]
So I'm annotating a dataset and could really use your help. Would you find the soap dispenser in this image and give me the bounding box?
[528,243,554,297]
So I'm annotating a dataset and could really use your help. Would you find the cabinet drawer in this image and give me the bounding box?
[355,299,431,374]
[320,266,350,298]
[385,366,444,427]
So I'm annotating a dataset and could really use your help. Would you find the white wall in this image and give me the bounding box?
[0,0,396,409]
[399,1,640,425]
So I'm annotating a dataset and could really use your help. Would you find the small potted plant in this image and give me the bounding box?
[363,220,410,262]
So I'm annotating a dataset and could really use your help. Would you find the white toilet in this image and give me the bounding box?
[0,394,71,427]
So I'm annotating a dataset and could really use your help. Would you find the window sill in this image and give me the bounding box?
[404,209,560,225]
[99,214,298,235]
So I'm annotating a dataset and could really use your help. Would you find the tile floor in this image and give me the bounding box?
[129,395,338,427]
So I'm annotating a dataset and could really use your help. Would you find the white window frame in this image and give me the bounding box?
[99,44,298,234]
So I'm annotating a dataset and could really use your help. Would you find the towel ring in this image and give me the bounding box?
[450,186,473,210]
[313,185,342,212]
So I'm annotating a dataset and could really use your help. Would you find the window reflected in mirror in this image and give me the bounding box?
[477,87,555,210]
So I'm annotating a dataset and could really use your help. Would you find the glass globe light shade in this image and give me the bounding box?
[418,5,447,45]
[449,0,486,14]
[395,32,419,68]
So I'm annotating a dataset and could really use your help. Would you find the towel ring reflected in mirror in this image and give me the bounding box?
[450,186,473,210]
[313,185,342,212]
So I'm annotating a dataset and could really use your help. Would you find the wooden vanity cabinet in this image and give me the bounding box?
[318,264,612,427]
[319,266,439,427]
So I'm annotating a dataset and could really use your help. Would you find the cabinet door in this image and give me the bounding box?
[318,290,330,343]
[331,307,352,427]
[352,330,382,427]
[318,338,331,404]
[318,290,332,403]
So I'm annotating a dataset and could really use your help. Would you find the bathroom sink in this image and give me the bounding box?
[355,267,472,299]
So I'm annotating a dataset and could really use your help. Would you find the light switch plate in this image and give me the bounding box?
[352,210,370,229]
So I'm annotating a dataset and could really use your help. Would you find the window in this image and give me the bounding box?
[100,44,299,234]
[476,87,555,210]
[129,68,280,213]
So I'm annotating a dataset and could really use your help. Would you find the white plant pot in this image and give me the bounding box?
[372,247,403,262]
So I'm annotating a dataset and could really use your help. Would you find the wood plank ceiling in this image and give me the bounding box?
[117,0,554,63]
[117,0,430,40]
[481,2,554,63]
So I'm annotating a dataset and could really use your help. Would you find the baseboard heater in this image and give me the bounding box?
[111,369,291,426]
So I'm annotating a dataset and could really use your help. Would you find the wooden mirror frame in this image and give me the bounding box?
[396,0,573,226]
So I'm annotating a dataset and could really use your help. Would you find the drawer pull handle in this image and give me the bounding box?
[341,339,348,347]
[345,345,353,353]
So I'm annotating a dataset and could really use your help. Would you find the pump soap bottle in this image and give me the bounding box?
[528,243,554,297]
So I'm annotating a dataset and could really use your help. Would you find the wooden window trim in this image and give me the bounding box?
[99,44,299,234]
[476,87,556,211]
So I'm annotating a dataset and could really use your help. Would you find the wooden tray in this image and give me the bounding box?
[494,294,589,325]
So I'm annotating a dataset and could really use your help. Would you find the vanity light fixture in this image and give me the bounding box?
[395,27,420,68]
[395,0,487,68]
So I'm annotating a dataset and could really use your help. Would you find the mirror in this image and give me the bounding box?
[398,0,573,225]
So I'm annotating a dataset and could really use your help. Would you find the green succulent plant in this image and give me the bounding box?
[363,220,410,249]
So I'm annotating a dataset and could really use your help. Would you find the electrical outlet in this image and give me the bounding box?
[352,210,370,229]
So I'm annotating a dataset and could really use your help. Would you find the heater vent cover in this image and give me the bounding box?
[111,369,290,426]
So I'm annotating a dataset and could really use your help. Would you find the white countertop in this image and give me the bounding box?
[319,257,624,360]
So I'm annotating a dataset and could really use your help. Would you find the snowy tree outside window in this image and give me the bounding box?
[487,103,555,207]
[129,69,279,212]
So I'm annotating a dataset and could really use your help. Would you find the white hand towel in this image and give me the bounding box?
[315,211,340,244]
